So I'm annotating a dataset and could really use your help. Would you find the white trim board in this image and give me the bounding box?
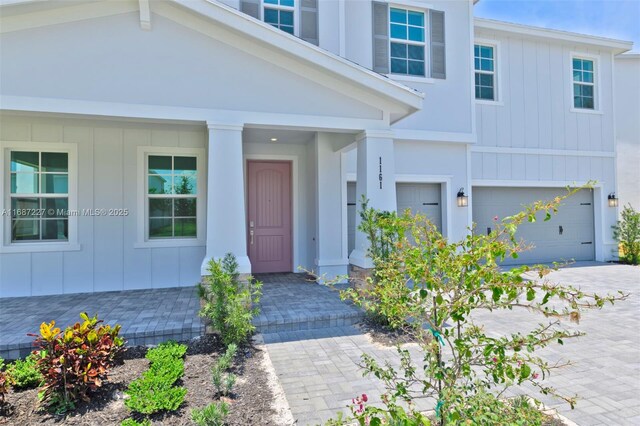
[471,146,615,158]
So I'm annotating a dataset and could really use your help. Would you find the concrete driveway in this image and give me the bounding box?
[263,262,640,425]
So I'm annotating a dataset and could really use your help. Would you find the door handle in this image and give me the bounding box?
[250,230,254,245]
[559,226,563,235]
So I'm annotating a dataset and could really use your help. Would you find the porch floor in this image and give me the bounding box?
[252,273,364,335]
[0,287,204,360]
[0,274,363,359]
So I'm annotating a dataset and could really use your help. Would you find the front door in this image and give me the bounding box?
[247,161,292,273]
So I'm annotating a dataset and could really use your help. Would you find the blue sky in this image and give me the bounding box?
[474,0,640,52]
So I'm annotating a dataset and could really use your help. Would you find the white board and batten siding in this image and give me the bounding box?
[0,115,206,297]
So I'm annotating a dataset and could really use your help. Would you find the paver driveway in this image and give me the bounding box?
[263,262,640,426]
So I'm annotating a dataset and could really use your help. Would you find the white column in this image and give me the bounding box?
[315,132,349,281]
[349,130,397,268]
[201,122,251,275]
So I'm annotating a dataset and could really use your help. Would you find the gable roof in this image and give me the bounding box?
[0,0,424,124]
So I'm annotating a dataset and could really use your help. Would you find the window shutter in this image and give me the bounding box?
[240,0,260,19]
[300,0,319,45]
[429,10,446,79]
[372,1,389,74]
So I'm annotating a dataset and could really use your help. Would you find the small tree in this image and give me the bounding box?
[613,204,640,265]
[197,253,262,347]
[336,187,627,425]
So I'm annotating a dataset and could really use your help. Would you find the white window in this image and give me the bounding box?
[475,44,496,101]
[9,150,69,242]
[1,142,79,253]
[264,0,295,35]
[137,147,205,248]
[389,7,426,77]
[572,57,595,109]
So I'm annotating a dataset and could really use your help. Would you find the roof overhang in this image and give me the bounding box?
[0,0,424,124]
[475,18,634,55]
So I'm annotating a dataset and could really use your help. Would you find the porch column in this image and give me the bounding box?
[349,130,397,269]
[315,132,350,281]
[201,122,251,275]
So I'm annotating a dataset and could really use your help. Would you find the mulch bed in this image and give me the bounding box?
[0,334,278,425]
[356,317,429,347]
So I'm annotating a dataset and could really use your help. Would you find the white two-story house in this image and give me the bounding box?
[0,0,634,297]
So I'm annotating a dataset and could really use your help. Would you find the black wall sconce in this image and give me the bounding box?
[457,188,469,207]
[608,193,618,207]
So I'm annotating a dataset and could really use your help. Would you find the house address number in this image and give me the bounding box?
[379,157,383,189]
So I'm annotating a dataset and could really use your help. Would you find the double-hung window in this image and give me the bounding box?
[147,155,198,239]
[389,7,426,77]
[474,44,495,101]
[572,57,595,109]
[9,151,69,242]
[264,0,295,35]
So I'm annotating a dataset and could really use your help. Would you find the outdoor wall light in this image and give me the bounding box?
[270,137,278,142]
[457,188,469,207]
[608,193,618,207]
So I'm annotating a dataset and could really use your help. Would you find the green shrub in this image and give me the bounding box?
[331,188,626,426]
[121,418,151,426]
[191,401,230,426]
[124,340,188,415]
[29,313,124,414]
[613,204,640,265]
[146,340,187,363]
[125,377,187,415]
[6,353,42,390]
[341,198,418,330]
[198,253,262,347]
[0,357,12,406]
[211,344,237,397]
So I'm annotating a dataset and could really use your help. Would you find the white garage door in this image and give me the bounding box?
[347,182,442,255]
[473,187,595,264]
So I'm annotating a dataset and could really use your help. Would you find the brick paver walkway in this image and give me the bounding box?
[263,262,640,426]
[0,287,203,359]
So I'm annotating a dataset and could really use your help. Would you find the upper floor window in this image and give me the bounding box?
[474,44,495,101]
[573,58,595,109]
[264,0,295,35]
[389,7,426,77]
[9,150,69,242]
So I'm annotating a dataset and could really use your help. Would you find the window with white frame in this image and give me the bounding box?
[389,7,426,77]
[572,57,595,109]
[147,155,198,239]
[474,44,495,101]
[264,0,295,35]
[9,150,69,242]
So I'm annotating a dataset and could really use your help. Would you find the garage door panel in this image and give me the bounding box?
[396,183,442,230]
[473,187,595,264]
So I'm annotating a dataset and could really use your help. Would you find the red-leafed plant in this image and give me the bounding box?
[29,313,125,413]
[0,357,13,411]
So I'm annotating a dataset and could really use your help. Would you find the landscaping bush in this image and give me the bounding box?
[613,204,640,265]
[198,253,262,347]
[211,344,237,397]
[0,357,12,407]
[125,341,188,415]
[29,313,124,413]
[341,197,416,330]
[6,353,42,390]
[191,401,230,426]
[121,418,151,426]
[333,188,627,425]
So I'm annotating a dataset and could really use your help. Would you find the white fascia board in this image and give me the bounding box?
[474,18,634,54]
[392,129,477,144]
[171,0,424,112]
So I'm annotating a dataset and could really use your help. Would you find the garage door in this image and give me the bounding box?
[347,182,442,255]
[472,187,595,264]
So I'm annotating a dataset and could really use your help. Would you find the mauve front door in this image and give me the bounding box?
[247,161,292,273]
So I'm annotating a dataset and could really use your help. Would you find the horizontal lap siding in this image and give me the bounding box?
[0,115,206,297]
